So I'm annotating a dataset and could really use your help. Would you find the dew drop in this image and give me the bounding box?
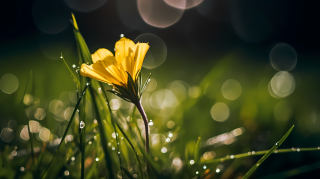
[118,152,120,154]
[86,82,89,86]
[76,69,79,73]
[252,151,255,155]
[256,163,260,166]
[297,148,300,152]
[72,64,76,68]
[114,48,116,51]
[80,121,85,129]
[275,142,279,146]
[230,155,234,159]
[120,34,124,38]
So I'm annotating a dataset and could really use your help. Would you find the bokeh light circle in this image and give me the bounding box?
[1,127,14,143]
[210,102,230,122]
[270,71,295,98]
[34,108,46,120]
[110,99,121,110]
[150,89,179,109]
[137,0,185,28]
[221,79,242,100]
[49,99,64,114]
[23,94,33,106]
[134,33,167,69]
[0,73,19,94]
[164,0,203,10]
[39,127,51,142]
[145,78,157,92]
[169,80,190,102]
[32,0,70,34]
[270,43,297,71]
[64,0,107,13]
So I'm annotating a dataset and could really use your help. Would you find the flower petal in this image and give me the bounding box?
[91,48,117,65]
[133,43,149,78]
[80,63,126,86]
[95,60,128,85]
[114,37,136,65]
[121,47,135,78]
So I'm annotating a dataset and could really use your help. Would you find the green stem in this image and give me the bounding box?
[41,81,90,179]
[99,82,139,178]
[135,101,149,154]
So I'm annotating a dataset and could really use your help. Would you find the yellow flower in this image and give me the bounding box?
[80,37,149,86]
[80,37,150,102]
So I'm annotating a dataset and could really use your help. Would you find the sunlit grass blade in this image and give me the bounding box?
[120,166,135,179]
[99,82,144,179]
[88,83,115,179]
[194,137,201,164]
[71,13,93,64]
[41,82,90,179]
[258,160,320,179]
[61,53,80,86]
[241,125,295,179]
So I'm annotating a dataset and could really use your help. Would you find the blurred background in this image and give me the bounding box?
[0,0,320,178]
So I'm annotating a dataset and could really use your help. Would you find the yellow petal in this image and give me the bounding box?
[80,63,125,86]
[133,43,149,78]
[96,60,128,85]
[91,48,117,65]
[114,37,136,65]
[121,47,135,78]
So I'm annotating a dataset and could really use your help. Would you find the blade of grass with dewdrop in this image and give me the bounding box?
[241,125,295,179]
[41,82,90,179]
[88,84,115,179]
[202,147,320,165]
[99,81,144,179]
[61,53,80,86]
[258,160,320,179]
[20,70,36,171]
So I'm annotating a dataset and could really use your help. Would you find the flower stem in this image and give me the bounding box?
[135,101,149,154]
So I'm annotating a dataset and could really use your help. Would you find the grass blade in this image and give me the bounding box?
[21,70,36,170]
[88,83,115,179]
[202,147,320,164]
[241,125,295,179]
[99,82,144,179]
[41,82,90,179]
[61,53,80,86]
[194,137,201,164]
